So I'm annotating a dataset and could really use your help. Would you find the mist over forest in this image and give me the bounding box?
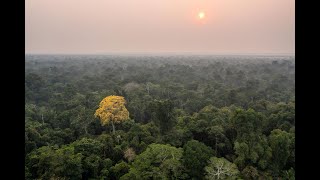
[25,55,295,179]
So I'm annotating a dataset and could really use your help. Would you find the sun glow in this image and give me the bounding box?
[198,12,205,19]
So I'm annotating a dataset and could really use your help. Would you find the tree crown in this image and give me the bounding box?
[94,95,129,126]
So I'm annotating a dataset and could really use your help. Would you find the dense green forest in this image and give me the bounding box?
[25,55,295,180]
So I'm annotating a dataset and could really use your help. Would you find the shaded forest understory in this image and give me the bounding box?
[25,55,295,179]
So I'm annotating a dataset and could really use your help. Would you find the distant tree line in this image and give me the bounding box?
[25,55,295,179]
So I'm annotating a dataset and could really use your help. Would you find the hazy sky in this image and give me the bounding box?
[25,0,294,54]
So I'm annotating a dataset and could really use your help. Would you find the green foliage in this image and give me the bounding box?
[26,145,83,179]
[25,166,32,180]
[241,166,259,180]
[53,145,83,179]
[234,134,272,170]
[127,123,155,153]
[150,99,176,134]
[268,129,292,176]
[110,161,130,179]
[234,141,249,170]
[232,108,265,138]
[25,55,295,179]
[204,157,240,180]
[282,168,295,180]
[98,158,113,179]
[72,137,103,157]
[83,154,101,178]
[124,143,186,179]
[97,134,115,158]
[183,140,214,179]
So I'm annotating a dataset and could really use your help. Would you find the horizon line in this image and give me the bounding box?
[25,52,295,56]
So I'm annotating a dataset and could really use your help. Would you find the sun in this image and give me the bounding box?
[198,12,205,19]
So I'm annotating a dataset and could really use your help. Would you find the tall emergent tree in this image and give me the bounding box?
[204,157,240,180]
[94,95,129,134]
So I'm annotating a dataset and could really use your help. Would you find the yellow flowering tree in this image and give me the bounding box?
[94,95,129,134]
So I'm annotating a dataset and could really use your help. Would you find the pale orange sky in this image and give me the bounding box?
[25,0,294,55]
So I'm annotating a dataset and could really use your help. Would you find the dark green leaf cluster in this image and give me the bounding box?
[25,55,295,179]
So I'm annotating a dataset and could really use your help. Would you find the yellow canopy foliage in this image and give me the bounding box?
[94,95,129,126]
